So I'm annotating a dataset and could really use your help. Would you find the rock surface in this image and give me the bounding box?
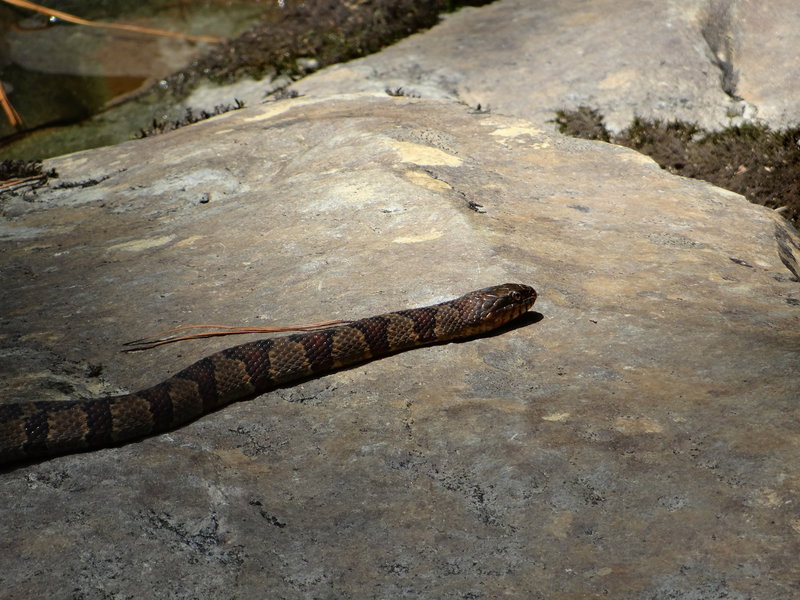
[282,0,798,132]
[1,94,799,598]
[734,0,800,128]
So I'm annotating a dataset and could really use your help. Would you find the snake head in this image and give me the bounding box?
[456,283,538,334]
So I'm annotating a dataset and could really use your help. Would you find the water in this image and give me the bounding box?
[0,0,281,157]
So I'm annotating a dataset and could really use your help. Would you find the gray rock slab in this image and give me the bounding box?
[286,0,798,132]
[1,94,799,598]
[735,0,800,127]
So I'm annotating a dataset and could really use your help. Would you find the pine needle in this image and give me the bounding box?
[123,320,351,352]
[4,0,223,42]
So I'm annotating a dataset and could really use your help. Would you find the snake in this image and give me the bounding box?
[0,283,537,466]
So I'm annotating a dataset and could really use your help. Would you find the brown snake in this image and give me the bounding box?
[0,283,537,466]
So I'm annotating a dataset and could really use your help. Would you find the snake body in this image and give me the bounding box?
[0,283,536,466]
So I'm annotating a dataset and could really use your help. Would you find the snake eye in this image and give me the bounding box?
[510,290,522,302]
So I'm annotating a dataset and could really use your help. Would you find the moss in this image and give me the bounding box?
[554,108,800,227]
[0,159,56,180]
[137,101,245,138]
[552,107,610,142]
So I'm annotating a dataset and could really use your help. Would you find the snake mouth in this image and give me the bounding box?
[477,283,538,329]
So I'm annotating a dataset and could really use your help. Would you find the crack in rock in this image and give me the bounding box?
[701,0,741,100]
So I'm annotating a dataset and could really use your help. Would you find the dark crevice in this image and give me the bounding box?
[700,0,742,100]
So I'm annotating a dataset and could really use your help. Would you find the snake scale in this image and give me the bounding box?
[0,283,537,466]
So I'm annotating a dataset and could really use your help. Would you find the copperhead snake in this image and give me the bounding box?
[0,283,537,466]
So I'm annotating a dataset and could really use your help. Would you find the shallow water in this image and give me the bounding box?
[0,0,279,157]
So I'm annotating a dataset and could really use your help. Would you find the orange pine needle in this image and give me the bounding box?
[123,320,352,352]
[0,174,47,191]
[0,81,23,128]
[3,0,223,43]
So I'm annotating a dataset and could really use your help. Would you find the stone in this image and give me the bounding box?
[285,0,800,132]
[734,0,800,127]
[1,94,798,598]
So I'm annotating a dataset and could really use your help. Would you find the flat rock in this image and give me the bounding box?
[733,0,800,127]
[1,94,799,598]
[284,0,799,132]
